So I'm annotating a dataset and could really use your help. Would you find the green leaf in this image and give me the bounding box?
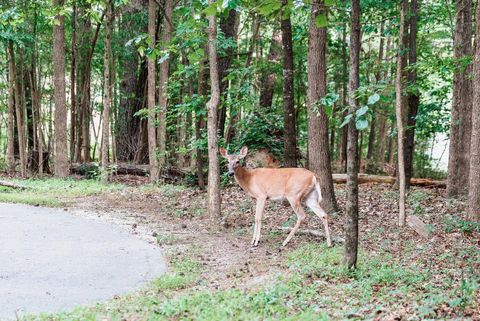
[203,2,218,16]
[325,0,335,6]
[340,114,353,128]
[367,93,380,105]
[355,118,369,130]
[355,106,368,117]
[315,13,328,28]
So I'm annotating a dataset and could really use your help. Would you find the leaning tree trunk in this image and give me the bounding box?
[447,0,473,197]
[395,0,409,226]
[157,0,173,167]
[404,0,419,188]
[468,0,480,221]
[281,0,297,167]
[206,0,222,219]
[345,0,361,270]
[7,46,16,173]
[306,0,338,213]
[101,0,113,181]
[147,0,159,181]
[53,0,69,177]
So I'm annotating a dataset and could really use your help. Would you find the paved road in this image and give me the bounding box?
[0,203,167,320]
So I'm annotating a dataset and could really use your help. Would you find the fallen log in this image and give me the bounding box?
[278,227,345,244]
[332,173,446,188]
[407,215,430,238]
[0,180,28,189]
[71,163,149,177]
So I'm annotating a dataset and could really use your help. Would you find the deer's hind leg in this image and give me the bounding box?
[282,196,307,247]
[305,191,332,247]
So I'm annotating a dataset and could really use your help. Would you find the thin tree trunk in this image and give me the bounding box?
[196,53,208,190]
[448,0,473,197]
[396,0,409,226]
[147,0,159,181]
[259,30,281,109]
[345,0,361,269]
[9,42,27,177]
[70,0,77,161]
[7,46,15,173]
[53,0,69,177]
[281,0,297,167]
[307,0,338,213]
[339,21,348,173]
[468,0,480,221]
[101,0,113,181]
[207,0,221,219]
[157,0,173,167]
[404,0,420,188]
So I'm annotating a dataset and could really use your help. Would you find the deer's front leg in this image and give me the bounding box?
[251,198,266,247]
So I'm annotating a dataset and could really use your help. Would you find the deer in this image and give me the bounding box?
[219,146,332,248]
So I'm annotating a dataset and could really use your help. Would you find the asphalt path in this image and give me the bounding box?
[0,203,167,320]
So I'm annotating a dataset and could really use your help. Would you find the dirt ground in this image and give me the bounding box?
[69,175,479,315]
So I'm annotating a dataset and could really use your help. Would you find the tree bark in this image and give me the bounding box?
[395,0,409,226]
[447,0,473,197]
[7,45,16,173]
[281,0,297,167]
[206,0,222,219]
[147,0,159,181]
[307,0,338,213]
[339,21,348,173]
[70,0,77,161]
[468,0,480,221]
[259,30,282,109]
[217,9,238,137]
[53,0,69,177]
[101,0,113,181]
[345,0,361,269]
[8,42,27,177]
[404,0,420,188]
[157,0,173,167]
[196,52,208,190]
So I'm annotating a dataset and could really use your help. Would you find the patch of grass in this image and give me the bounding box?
[444,216,480,234]
[0,178,124,207]
[155,233,176,246]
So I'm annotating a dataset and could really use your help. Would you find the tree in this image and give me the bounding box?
[395,0,409,226]
[101,0,113,181]
[53,0,69,178]
[345,0,361,269]
[404,0,419,187]
[447,0,473,197]
[306,0,337,213]
[157,0,173,167]
[206,0,221,219]
[7,43,16,174]
[468,0,480,221]
[147,0,159,181]
[281,0,297,167]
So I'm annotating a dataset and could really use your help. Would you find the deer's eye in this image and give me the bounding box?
[236,161,240,164]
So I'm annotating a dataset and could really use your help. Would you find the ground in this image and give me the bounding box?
[0,175,479,320]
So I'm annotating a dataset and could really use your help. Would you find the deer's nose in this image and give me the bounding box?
[228,172,234,177]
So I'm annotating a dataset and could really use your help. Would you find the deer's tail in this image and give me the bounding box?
[313,176,322,202]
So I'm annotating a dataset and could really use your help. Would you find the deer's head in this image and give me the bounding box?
[219,146,248,176]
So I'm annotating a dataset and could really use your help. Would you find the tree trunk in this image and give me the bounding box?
[101,0,113,181]
[281,0,297,167]
[468,0,480,221]
[404,0,420,188]
[307,0,338,213]
[395,0,409,226]
[339,21,348,173]
[196,53,208,190]
[207,0,222,219]
[7,46,15,173]
[53,0,69,177]
[8,42,27,177]
[217,9,238,137]
[345,0,361,269]
[447,0,473,197]
[259,30,282,109]
[70,0,77,161]
[147,0,159,181]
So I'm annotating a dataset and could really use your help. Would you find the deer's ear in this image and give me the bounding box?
[239,146,248,159]
[219,148,228,157]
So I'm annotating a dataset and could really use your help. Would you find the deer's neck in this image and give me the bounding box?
[234,166,252,193]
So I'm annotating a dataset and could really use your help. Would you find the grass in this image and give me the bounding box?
[21,244,479,321]
[0,177,124,207]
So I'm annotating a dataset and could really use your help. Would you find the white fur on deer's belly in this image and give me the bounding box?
[269,195,286,201]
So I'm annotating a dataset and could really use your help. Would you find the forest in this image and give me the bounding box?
[0,0,479,320]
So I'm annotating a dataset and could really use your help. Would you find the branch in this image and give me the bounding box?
[0,180,28,190]
[278,227,345,244]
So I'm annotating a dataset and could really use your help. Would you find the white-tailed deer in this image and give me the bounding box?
[219,146,332,247]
